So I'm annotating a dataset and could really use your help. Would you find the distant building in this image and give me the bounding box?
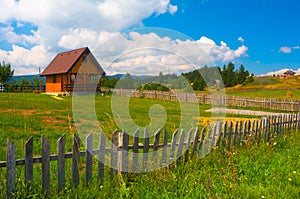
[280,70,295,79]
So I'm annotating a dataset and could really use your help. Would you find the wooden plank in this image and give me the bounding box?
[198,127,206,158]
[222,122,227,148]
[72,134,80,187]
[111,130,118,178]
[152,129,161,164]
[216,122,222,147]
[247,120,251,144]
[57,134,66,192]
[266,117,271,143]
[233,121,238,146]
[85,132,93,186]
[241,121,247,145]
[237,121,243,146]
[121,131,129,174]
[25,136,33,190]
[42,136,50,192]
[273,116,278,135]
[132,129,140,173]
[210,123,218,150]
[176,129,185,160]
[161,129,168,166]
[6,140,16,198]
[98,132,106,181]
[297,113,300,131]
[258,119,263,145]
[143,129,150,171]
[169,129,179,162]
[254,120,259,144]
[227,122,233,150]
[191,127,199,156]
[184,128,194,162]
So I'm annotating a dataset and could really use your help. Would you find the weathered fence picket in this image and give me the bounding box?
[86,132,93,186]
[25,136,33,190]
[72,134,80,187]
[98,132,106,180]
[57,134,66,192]
[6,140,16,199]
[42,136,50,192]
[1,113,300,197]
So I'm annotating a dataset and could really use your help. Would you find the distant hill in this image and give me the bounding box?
[8,74,45,84]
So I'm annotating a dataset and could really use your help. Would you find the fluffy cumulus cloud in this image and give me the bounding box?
[89,32,248,76]
[0,0,247,76]
[279,45,300,54]
[0,0,178,75]
[279,46,292,54]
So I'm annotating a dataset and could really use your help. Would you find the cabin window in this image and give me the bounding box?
[90,75,98,84]
[53,75,56,83]
[71,74,76,83]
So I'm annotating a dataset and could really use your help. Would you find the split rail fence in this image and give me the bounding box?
[1,113,300,197]
[111,89,300,112]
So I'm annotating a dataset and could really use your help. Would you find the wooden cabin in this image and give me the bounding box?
[41,47,105,93]
[280,70,295,79]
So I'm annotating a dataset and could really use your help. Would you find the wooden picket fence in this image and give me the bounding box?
[1,113,300,197]
[111,89,300,111]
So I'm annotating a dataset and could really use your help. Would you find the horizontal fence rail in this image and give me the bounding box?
[1,113,300,197]
[110,89,300,112]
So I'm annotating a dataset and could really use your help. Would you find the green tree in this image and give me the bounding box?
[117,73,134,89]
[0,61,14,84]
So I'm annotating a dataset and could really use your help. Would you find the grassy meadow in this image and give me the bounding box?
[0,92,299,198]
[225,75,300,99]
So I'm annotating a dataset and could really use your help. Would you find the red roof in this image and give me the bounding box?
[41,47,89,76]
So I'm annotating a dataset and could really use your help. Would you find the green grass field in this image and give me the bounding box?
[225,76,300,100]
[0,93,299,198]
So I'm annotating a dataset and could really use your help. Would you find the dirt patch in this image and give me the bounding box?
[41,116,64,124]
[0,109,35,115]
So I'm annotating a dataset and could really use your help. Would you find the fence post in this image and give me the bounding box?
[184,128,194,162]
[176,129,185,161]
[72,134,80,187]
[143,129,150,172]
[25,136,33,190]
[222,122,227,148]
[161,129,168,166]
[297,112,300,131]
[121,131,129,174]
[227,122,233,150]
[98,132,106,181]
[111,130,118,178]
[85,132,93,186]
[42,136,50,192]
[6,140,16,198]
[233,121,238,146]
[57,134,66,192]
[152,129,161,164]
[191,127,199,156]
[132,129,140,172]
[170,129,179,163]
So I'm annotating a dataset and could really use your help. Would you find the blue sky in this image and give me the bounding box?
[0,0,299,75]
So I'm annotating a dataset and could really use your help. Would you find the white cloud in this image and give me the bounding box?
[238,36,244,43]
[168,4,178,15]
[279,46,292,54]
[0,0,178,75]
[0,45,52,75]
[90,32,248,76]
[292,46,300,50]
